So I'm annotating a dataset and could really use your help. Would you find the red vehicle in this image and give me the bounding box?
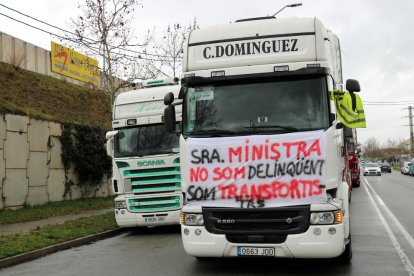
[345,139,360,188]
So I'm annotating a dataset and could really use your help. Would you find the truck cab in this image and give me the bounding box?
[165,17,360,262]
[107,78,182,227]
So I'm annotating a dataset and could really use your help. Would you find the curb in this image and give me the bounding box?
[0,228,125,269]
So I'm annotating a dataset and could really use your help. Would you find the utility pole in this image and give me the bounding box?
[409,106,414,154]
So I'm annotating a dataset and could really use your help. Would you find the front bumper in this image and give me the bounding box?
[181,224,345,258]
[115,209,180,227]
[364,170,381,175]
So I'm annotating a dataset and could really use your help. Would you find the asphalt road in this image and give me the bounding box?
[1,171,414,276]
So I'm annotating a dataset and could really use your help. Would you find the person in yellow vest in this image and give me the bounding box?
[330,87,366,129]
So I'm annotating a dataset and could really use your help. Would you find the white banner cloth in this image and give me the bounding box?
[186,130,327,208]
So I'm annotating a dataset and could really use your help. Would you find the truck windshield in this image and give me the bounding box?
[114,123,179,157]
[184,76,329,135]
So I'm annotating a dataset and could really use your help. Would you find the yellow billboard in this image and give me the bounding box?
[51,41,99,86]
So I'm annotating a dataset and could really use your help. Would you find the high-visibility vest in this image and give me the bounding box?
[330,90,366,128]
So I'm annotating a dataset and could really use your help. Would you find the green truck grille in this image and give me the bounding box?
[119,158,181,213]
[128,196,181,212]
[123,166,181,193]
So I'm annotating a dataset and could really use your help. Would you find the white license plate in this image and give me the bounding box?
[237,247,275,257]
[144,216,166,223]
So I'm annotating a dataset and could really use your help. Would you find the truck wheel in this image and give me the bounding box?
[195,257,208,261]
[338,234,352,264]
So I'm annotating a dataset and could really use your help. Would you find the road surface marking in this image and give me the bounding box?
[362,176,414,275]
[363,177,414,251]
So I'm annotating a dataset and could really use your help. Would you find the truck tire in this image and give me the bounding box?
[352,180,360,188]
[338,235,352,264]
[338,236,352,264]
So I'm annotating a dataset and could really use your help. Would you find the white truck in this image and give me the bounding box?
[107,78,182,227]
[164,17,360,262]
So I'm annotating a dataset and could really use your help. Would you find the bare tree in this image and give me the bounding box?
[363,137,381,161]
[148,19,199,78]
[66,0,154,102]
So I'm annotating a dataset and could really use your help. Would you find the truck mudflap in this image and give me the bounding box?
[181,224,345,258]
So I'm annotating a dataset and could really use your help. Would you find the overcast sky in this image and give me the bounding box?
[1,0,413,146]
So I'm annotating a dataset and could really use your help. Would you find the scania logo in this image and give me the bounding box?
[217,219,235,224]
[286,218,293,224]
[137,160,165,167]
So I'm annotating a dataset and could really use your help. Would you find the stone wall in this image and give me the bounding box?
[0,114,112,209]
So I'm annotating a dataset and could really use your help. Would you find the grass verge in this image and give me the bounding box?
[0,212,117,259]
[0,197,114,226]
[0,62,111,129]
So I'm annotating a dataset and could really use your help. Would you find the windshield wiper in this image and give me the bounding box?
[187,129,238,136]
[243,125,299,132]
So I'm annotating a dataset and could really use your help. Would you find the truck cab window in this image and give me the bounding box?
[184,76,330,135]
[115,123,179,157]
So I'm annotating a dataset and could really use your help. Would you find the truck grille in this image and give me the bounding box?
[127,195,181,212]
[202,206,310,235]
[123,160,181,194]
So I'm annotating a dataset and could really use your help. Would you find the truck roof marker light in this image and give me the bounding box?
[307,63,321,68]
[274,65,289,72]
[211,70,225,77]
[142,77,178,87]
[127,119,137,126]
[334,211,343,224]
[145,79,164,86]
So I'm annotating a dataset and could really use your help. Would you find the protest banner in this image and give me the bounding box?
[186,130,327,208]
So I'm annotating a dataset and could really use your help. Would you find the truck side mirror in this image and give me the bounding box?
[105,131,118,157]
[106,139,113,157]
[178,85,188,99]
[164,92,175,105]
[336,122,344,129]
[164,105,177,133]
[329,113,335,126]
[105,130,118,140]
[346,79,360,93]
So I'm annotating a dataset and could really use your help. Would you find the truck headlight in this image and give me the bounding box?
[181,213,204,226]
[115,200,127,209]
[310,211,342,225]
